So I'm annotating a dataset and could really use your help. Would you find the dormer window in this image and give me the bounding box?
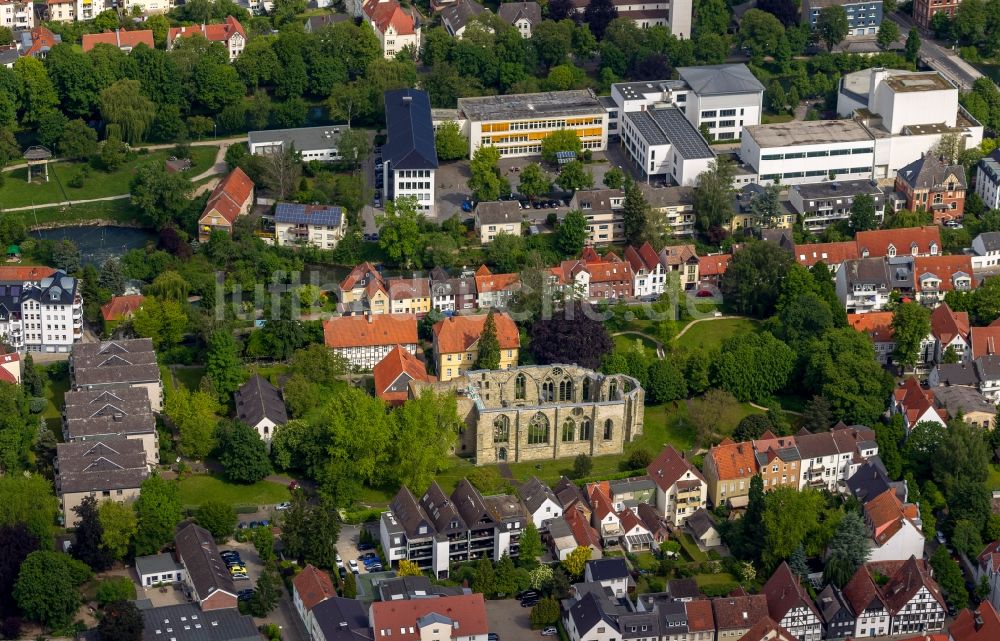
[887,244,896,257]
[930,242,938,255]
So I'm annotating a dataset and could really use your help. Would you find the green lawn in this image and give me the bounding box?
[988,464,1000,491]
[172,367,206,391]
[176,474,290,508]
[614,333,659,355]
[637,399,764,454]
[675,531,708,562]
[0,147,218,209]
[10,198,140,228]
[41,364,71,436]
[693,572,739,588]
[761,113,794,124]
[675,318,761,351]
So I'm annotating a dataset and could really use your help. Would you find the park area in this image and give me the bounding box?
[176,474,290,509]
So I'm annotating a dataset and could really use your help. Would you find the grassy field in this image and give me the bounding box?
[177,474,290,508]
[614,333,660,355]
[675,530,708,562]
[0,147,218,209]
[10,198,140,228]
[638,399,764,454]
[693,572,739,589]
[41,364,71,436]
[988,464,1000,491]
[675,318,761,351]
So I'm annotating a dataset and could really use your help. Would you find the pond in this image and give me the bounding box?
[33,225,156,265]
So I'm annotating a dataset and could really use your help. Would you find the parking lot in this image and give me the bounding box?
[486,598,539,640]
[335,523,383,578]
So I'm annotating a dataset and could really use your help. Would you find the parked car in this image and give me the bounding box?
[349,559,359,572]
[488,634,499,641]
[339,567,348,580]
[232,572,249,581]
[228,564,248,575]
[367,563,383,572]
[358,542,375,551]
[541,628,558,636]
[461,200,474,212]
[516,590,539,600]
[237,589,254,602]
[937,530,946,545]
[374,197,382,208]
[520,597,539,607]
[220,550,240,559]
[275,502,292,511]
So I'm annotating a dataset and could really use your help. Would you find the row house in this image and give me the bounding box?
[796,424,879,493]
[950,601,1000,641]
[388,278,431,315]
[840,562,891,638]
[971,231,1000,272]
[567,587,715,641]
[291,565,336,638]
[380,480,526,578]
[624,242,666,299]
[166,16,246,61]
[547,504,602,561]
[322,314,418,371]
[863,487,924,562]
[894,154,967,224]
[793,241,860,278]
[370,594,488,641]
[474,265,519,309]
[660,244,700,291]
[647,445,707,527]
[929,356,1000,403]
[429,267,478,313]
[569,189,626,245]
[561,247,633,302]
[857,558,946,635]
[837,257,893,314]
[752,432,802,492]
[848,311,898,365]
[703,438,757,509]
[431,312,519,382]
[81,28,152,51]
[698,254,731,287]
[338,262,383,308]
[762,562,823,641]
[930,302,970,362]
[55,438,148,527]
[517,476,562,529]
[71,339,162,411]
[931,384,997,429]
[856,226,941,259]
[713,593,769,641]
[63,386,158,465]
[817,583,858,640]
[912,254,974,306]
[644,185,697,237]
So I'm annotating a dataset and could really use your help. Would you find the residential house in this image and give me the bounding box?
[174,521,238,610]
[929,355,1000,403]
[496,1,539,37]
[554,475,591,518]
[310,597,370,641]
[863,558,946,634]
[588,484,622,545]
[198,168,254,242]
[55,438,148,526]
[166,16,246,61]
[517,476,562,529]
[704,438,757,509]
[375,575,464,600]
[975,151,1000,212]
[894,154,966,224]
[369,594,488,641]
[912,254,974,305]
[793,241,860,277]
[643,185,697,237]
[949,601,1000,641]
[382,89,438,212]
[855,226,941,258]
[841,558,891,638]
[971,322,1000,359]
[607,476,656,513]
[666,578,700,602]
[686,507,721,548]
[794,425,879,492]
[698,254,731,287]
[762,562,823,641]
[802,0,883,36]
[864,488,924,562]
[474,265,519,309]
[121,0,174,14]
[847,457,907,505]
[135,553,186,587]
[971,231,1000,271]
[848,311,897,365]
[618,507,655,552]
[646,445,707,526]
[139,604,259,641]
[101,294,145,328]
[431,312,518,381]
[0,266,82,352]
[752,432,802,492]
[564,591,621,641]
[816,584,856,640]
[0,0,34,30]
[63,387,157,465]
[292,564,336,638]
[659,244,699,291]
[569,0,692,37]
[930,303,970,362]
[890,377,948,431]
[636,503,669,545]
[712,594,770,641]
[19,26,59,58]
[322,314,418,370]
[913,0,958,28]
[362,0,420,58]
[788,179,885,233]
[563,247,633,301]
[338,262,383,307]
[569,189,626,245]
[475,201,523,243]
[273,202,346,250]
[584,559,631,598]
[441,0,487,37]
[975,541,1000,615]
[71,339,162,411]
[82,29,153,52]
[0,349,19,385]
[836,257,892,313]
[932,385,996,429]
[388,278,432,315]
[625,243,666,299]
[233,375,287,444]
[373,345,431,406]
[548,513,592,561]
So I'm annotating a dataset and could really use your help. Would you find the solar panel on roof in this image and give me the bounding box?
[273,202,343,226]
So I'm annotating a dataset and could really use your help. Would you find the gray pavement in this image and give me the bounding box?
[486,598,537,639]
[889,12,984,92]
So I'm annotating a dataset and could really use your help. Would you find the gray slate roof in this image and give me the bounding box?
[624,107,714,159]
[234,375,288,428]
[676,64,764,95]
[586,558,629,581]
[174,522,236,603]
[497,1,540,24]
[976,231,1000,253]
[686,508,718,539]
[141,603,258,641]
[136,553,184,576]
[72,339,160,387]
[64,387,152,420]
[55,438,148,494]
[442,0,488,34]
[518,476,559,514]
[248,125,350,153]
[476,200,523,226]
[568,591,619,636]
[311,597,372,641]
[384,89,439,170]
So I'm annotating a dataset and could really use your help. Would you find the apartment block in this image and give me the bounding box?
[803,0,882,36]
[0,267,82,353]
[273,203,346,250]
[383,89,438,213]
[787,179,885,233]
[71,339,163,411]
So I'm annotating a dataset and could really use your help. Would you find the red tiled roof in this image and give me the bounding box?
[698,254,731,277]
[876,557,945,614]
[712,594,769,631]
[589,484,617,523]
[362,0,417,35]
[323,314,418,349]
[855,226,941,258]
[738,616,797,641]
[388,278,430,300]
[930,303,969,345]
[432,313,519,354]
[373,345,430,405]
[201,167,254,226]
[892,377,946,425]
[950,602,1000,641]
[370,594,488,641]
[0,349,19,385]
[0,266,57,281]
[475,269,519,294]
[340,262,383,292]
[708,439,757,481]
[24,26,59,58]
[761,561,821,623]
[82,29,154,52]
[793,241,860,267]
[841,564,884,617]
[848,311,895,343]
[660,244,698,267]
[292,564,336,612]
[913,254,974,293]
[647,445,705,491]
[685,600,715,633]
[978,540,1000,573]
[971,325,1000,359]
[618,507,646,535]
[168,16,246,46]
[624,242,661,273]
[565,507,601,549]
[101,295,145,322]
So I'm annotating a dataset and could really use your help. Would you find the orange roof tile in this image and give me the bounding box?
[565,506,601,548]
[24,27,59,58]
[433,313,519,354]
[388,278,430,300]
[370,594,488,641]
[373,345,430,405]
[618,508,647,535]
[971,325,1000,359]
[698,254,731,277]
[323,314,418,349]
[362,0,416,35]
[647,445,705,490]
[855,226,941,258]
[930,303,969,345]
[737,616,797,641]
[793,241,860,267]
[339,262,383,292]
[708,439,757,481]
[167,16,246,46]
[864,488,915,545]
[0,266,57,281]
[913,254,974,293]
[292,564,336,612]
[82,29,154,52]
[685,600,714,633]
[475,271,519,294]
[950,602,1000,641]
[101,295,145,322]
[848,311,895,343]
[977,540,1000,573]
[201,167,254,226]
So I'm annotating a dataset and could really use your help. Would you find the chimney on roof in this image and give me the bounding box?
[402,95,412,106]
[975,613,984,630]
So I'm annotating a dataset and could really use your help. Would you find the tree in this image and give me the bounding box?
[573,454,593,479]
[721,241,793,317]
[57,119,98,160]
[280,495,341,569]
[166,386,220,460]
[248,566,280,617]
[99,80,155,145]
[761,487,830,571]
[132,297,188,351]
[530,598,561,628]
[494,552,518,597]
[693,158,736,231]
[471,557,496,596]
[52,240,81,274]
[646,359,687,404]
[519,163,551,201]
[337,128,370,168]
[823,511,870,587]
[98,601,143,641]
[435,121,467,161]
[14,551,90,628]
[217,422,272,484]
[98,501,137,562]
[931,545,968,611]
[518,523,542,566]
[951,519,984,557]
[540,130,582,165]
[397,560,422,576]
[733,414,774,442]
[766,81,787,114]
[905,28,921,64]
[206,330,243,401]
[562,546,591,578]
[531,302,613,369]
[788,544,809,579]
[877,20,900,50]
[801,395,834,432]
[739,9,785,62]
[850,193,880,232]
[583,0,618,39]
[13,57,58,126]
[713,331,795,402]
[378,196,423,268]
[816,6,849,51]
[71,496,112,571]
[391,390,461,491]
[0,524,40,616]
[623,180,650,246]
[689,389,739,447]
[556,210,589,257]
[556,160,593,192]
[603,167,625,190]
[130,163,194,229]
[95,578,136,607]
[469,145,504,202]
[342,571,357,598]
[195,501,237,541]
[134,476,182,556]
[260,145,301,200]
[98,259,125,297]
[891,302,932,369]
[100,134,128,171]
[474,310,502,370]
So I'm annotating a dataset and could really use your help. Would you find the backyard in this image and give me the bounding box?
[41,363,71,435]
[176,474,290,509]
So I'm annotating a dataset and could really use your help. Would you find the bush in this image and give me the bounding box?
[68,172,86,189]
[572,454,593,479]
[625,448,652,471]
[529,598,560,628]
[96,577,137,606]
[28,397,47,414]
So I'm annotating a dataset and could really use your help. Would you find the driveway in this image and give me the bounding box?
[336,523,383,577]
[486,599,538,640]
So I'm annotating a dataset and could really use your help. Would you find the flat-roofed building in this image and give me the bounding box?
[248,125,349,162]
[621,106,715,187]
[740,119,876,186]
[458,90,607,158]
[803,0,883,36]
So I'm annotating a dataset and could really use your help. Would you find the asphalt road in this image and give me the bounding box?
[889,13,984,92]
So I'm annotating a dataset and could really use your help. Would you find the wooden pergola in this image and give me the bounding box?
[23,146,53,183]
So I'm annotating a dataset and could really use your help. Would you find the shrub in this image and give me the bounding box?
[28,397,47,414]
[572,454,592,479]
[529,598,560,628]
[68,172,86,189]
[96,577,137,606]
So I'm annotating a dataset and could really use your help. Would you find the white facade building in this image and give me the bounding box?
[0,269,83,353]
[621,106,715,187]
[0,0,34,29]
[971,232,1000,271]
[976,151,1000,211]
[740,119,877,186]
[383,89,438,213]
[569,0,692,39]
[121,0,173,13]
[248,125,349,162]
